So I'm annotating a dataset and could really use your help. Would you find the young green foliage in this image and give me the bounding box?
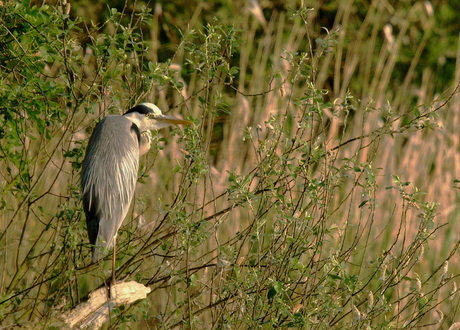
[0,1,459,329]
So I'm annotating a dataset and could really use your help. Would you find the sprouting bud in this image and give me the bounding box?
[434,309,444,323]
[448,322,460,330]
[450,281,457,301]
[415,277,422,292]
[368,291,374,313]
[442,261,449,274]
[379,264,387,282]
[352,304,362,323]
[416,244,424,262]
[441,261,449,283]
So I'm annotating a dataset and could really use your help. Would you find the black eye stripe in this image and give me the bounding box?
[124,104,154,116]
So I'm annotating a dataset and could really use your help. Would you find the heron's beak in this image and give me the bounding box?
[155,114,192,126]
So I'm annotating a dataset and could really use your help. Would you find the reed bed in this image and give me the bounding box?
[0,1,459,328]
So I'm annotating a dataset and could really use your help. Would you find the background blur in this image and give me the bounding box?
[1,0,459,328]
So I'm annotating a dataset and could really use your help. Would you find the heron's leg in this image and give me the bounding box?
[111,242,117,286]
[106,243,117,300]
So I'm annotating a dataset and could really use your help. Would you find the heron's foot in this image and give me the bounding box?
[107,277,119,300]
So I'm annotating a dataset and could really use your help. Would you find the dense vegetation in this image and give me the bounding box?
[1,0,459,328]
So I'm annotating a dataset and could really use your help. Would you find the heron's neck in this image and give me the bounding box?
[123,112,146,131]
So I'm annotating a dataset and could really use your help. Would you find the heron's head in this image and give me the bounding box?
[123,103,191,131]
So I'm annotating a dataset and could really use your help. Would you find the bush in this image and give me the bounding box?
[1,1,459,328]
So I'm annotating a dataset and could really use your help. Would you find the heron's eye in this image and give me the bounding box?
[146,113,152,118]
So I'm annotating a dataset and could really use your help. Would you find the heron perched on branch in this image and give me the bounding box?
[81,103,190,284]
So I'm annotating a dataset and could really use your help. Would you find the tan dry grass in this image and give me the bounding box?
[1,2,459,327]
[130,5,459,324]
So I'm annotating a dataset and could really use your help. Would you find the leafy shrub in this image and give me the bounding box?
[0,1,459,328]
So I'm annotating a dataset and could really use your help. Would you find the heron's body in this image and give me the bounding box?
[80,103,190,271]
[81,115,140,261]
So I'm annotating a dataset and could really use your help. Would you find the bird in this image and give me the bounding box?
[80,103,191,285]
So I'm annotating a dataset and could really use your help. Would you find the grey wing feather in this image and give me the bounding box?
[81,116,140,262]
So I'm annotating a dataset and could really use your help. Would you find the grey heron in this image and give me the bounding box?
[81,103,190,284]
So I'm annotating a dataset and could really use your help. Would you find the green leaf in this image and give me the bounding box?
[172,165,182,173]
[267,286,277,300]
[328,273,342,280]
[359,200,368,208]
